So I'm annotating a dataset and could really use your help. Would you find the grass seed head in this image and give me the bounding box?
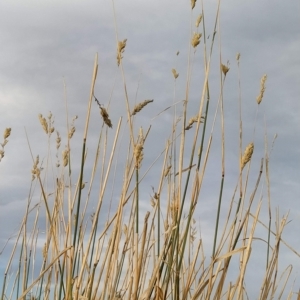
[31,155,40,179]
[195,14,202,27]
[3,128,11,139]
[241,142,254,170]
[68,126,76,139]
[256,74,267,105]
[191,32,202,48]
[236,52,241,61]
[0,150,4,161]
[62,148,69,167]
[56,131,61,149]
[191,0,197,9]
[117,39,127,66]
[185,115,204,130]
[100,107,113,128]
[134,143,143,169]
[38,114,48,134]
[221,64,230,76]
[171,69,179,79]
[131,99,154,116]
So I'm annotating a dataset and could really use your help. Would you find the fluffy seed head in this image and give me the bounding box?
[134,143,143,169]
[56,131,61,149]
[171,69,179,79]
[185,115,204,130]
[191,33,202,48]
[100,107,113,128]
[191,0,197,9]
[131,100,154,116]
[62,148,69,167]
[68,126,76,139]
[3,128,11,139]
[38,114,48,134]
[256,74,267,105]
[241,142,254,170]
[195,14,202,27]
[117,39,127,66]
[221,64,230,76]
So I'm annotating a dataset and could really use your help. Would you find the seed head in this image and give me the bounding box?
[195,14,202,27]
[100,107,113,128]
[191,33,202,48]
[117,39,127,66]
[256,74,267,105]
[191,0,197,9]
[3,128,11,139]
[131,99,154,116]
[241,142,254,170]
[171,69,179,79]
[221,64,230,76]
[38,114,48,134]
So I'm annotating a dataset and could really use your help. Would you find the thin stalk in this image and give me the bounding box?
[72,54,98,282]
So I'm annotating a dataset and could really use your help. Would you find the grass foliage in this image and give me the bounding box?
[0,1,298,299]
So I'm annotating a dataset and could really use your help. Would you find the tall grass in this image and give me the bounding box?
[1,1,299,299]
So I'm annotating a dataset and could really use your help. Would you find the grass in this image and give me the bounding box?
[0,1,299,299]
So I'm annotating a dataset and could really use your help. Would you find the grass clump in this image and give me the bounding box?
[0,2,298,300]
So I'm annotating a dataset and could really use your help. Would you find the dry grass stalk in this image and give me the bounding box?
[164,165,172,177]
[175,164,196,176]
[191,0,197,9]
[172,68,179,79]
[117,39,127,66]
[241,142,254,170]
[256,74,267,104]
[221,64,230,76]
[236,52,241,61]
[191,32,202,48]
[131,99,154,116]
[195,14,202,27]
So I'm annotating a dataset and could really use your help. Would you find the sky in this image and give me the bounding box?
[0,0,299,298]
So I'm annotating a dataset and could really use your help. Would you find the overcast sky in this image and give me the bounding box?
[0,0,299,298]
